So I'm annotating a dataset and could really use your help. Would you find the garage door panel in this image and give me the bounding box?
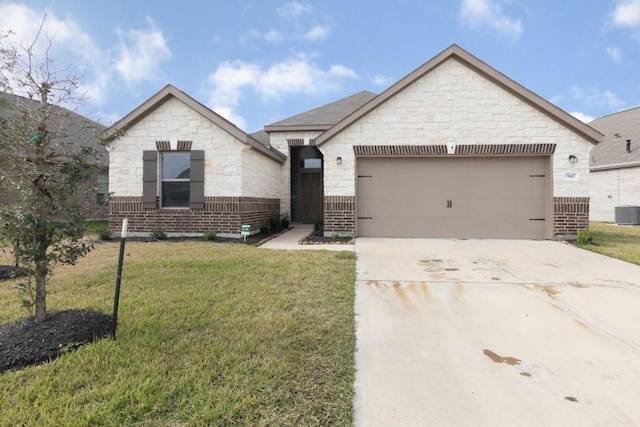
[356,157,548,239]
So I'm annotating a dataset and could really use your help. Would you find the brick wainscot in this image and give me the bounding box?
[109,196,280,237]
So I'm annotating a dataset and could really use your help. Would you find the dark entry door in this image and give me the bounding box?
[299,172,323,222]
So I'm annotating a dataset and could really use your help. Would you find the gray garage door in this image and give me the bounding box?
[356,156,548,238]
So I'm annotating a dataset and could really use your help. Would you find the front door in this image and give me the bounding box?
[291,146,324,223]
[299,172,323,222]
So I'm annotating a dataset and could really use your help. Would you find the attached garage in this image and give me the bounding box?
[356,155,552,239]
[313,45,602,240]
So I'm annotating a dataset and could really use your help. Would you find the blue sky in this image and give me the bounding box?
[1,1,639,132]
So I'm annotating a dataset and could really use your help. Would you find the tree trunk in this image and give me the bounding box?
[34,256,47,321]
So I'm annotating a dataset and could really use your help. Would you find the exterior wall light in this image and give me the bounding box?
[568,155,578,164]
[337,156,342,165]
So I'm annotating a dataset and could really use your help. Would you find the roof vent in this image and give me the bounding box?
[626,139,631,154]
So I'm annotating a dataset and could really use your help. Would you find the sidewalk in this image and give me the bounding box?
[259,224,354,251]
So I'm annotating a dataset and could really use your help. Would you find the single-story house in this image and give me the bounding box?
[0,91,108,218]
[105,44,603,239]
[588,107,640,222]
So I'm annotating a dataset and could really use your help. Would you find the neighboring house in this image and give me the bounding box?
[588,107,640,222]
[0,91,108,218]
[104,85,286,235]
[105,45,603,239]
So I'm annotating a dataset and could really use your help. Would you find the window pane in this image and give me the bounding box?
[162,152,190,179]
[96,172,109,193]
[162,182,190,207]
[303,158,322,168]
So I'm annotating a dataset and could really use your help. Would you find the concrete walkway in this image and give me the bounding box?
[259,223,354,251]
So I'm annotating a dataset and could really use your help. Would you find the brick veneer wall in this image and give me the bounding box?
[324,195,356,236]
[554,197,589,236]
[109,196,280,235]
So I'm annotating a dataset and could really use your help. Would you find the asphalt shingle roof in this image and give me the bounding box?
[265,90,377,129]
[0,91,107,166]
[589,106,640,170]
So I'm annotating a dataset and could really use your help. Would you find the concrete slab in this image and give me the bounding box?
[259,223,354,251]
[354,238,640,426]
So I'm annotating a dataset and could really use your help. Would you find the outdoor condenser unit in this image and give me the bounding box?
[615,206,640,225]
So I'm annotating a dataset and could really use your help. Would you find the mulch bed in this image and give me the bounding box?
[0,265,26,280]
[0,309,112,374]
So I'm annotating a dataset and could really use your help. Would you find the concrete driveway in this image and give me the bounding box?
[354,238,640,426]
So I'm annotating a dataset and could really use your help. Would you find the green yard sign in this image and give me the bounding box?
[241,224,250,241]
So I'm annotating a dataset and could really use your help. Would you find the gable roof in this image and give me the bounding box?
[0,91,107,166]
[589,106,640,171]
[264,90,377,132]
[314,44,603,147]
[104,84,285,163]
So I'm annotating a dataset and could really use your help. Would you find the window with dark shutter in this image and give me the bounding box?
[190,150,205,209]
[142,150,157,209]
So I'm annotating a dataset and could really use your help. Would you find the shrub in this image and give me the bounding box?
[281,213,290,229]
[97,227,112,240]
[270,214,281,230]
[150,228,167,240]
[331,232,339,240]
[313,220,324,236]
[576,229,591,245]
[203,230,217,241]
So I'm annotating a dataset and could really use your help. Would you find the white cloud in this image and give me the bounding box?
[277,1,311,18]
[0,4,110,105]
[370,74,393,86]
[206,54,358,128]
[570,85,625,110]
[606,46,622,61]
[304,24,330,41]
[570,112,595,123]
[247,28,283,43]
[612,0,640,27]
[114,17,172,86]
[459,0,523,41]
[264,29,283,43]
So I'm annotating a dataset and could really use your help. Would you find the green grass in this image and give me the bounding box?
[84,219,108,234]
[0,242,356,426]
[577,222,640,266]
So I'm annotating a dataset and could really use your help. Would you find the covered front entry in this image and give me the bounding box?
[290,146,324,223]
[356,156,551,239]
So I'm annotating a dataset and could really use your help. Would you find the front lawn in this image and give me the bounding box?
[578,222,640,266]
[0,242,356,426]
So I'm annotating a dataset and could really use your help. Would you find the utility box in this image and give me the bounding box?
[615,206,640,225]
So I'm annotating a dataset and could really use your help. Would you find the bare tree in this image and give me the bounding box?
[0,17,101,321]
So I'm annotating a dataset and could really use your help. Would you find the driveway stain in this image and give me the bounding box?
[483,349,521,366]
[536,285,560,298]
[565,396,579,403]
[445,268,459,271]
[573,318,591,330]
[520,372,532,377]
[392,281,413,310]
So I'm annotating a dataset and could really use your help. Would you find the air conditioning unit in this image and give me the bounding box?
[615,206,640,225]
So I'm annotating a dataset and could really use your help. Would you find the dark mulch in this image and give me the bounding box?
[0,309,113,374]
[0,265,27,281]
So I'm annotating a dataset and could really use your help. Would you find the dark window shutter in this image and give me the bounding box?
[142,151,157,209]
[190,150,205,209]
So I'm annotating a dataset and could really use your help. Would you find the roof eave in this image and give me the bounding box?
[590,160,640,172]
[104,84,286,164]
[315,44,604,146]
[263,124,333,133]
